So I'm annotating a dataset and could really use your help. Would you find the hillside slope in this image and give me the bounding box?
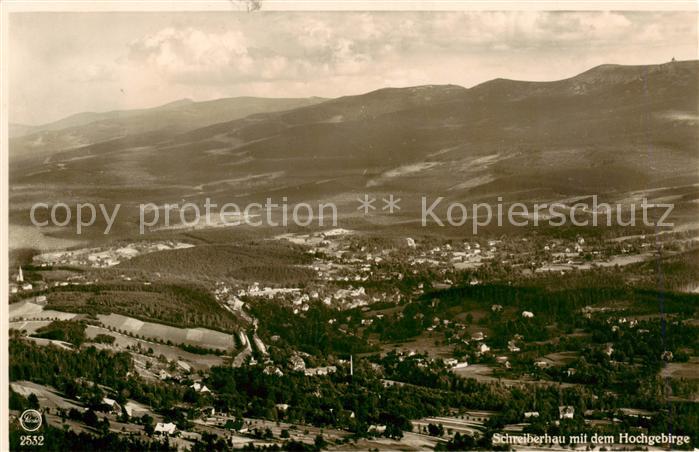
[9,96,327,160]
[10,60,699,230]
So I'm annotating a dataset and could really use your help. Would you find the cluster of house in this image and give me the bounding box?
[522,406,575,421]
[190,381,211,393]
[215,274,377,314]
[31,241,194,269]
[99,397,149,417]
[304,365,337,377]
[444,358,469,369]
[154,360,197,382]
[9,267,37,294]
[245,233,613,318]
[442,324,526,365]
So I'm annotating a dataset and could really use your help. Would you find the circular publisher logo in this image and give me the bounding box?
[19,409,42,432]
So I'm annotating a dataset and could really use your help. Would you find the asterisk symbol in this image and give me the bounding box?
[356,194,376,214]
[382,194,401,213]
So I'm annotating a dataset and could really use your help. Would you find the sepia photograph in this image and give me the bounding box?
[2,1,698,450]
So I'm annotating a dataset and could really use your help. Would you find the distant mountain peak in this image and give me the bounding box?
[571,59,699,83]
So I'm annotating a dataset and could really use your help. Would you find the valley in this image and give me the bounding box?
[7,60,699,450]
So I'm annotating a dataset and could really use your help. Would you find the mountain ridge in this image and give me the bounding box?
[9,60,699,228]
[13,59,696,143]
[11,96,330,137]
[8,96,329,161]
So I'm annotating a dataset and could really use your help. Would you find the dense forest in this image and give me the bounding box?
[44,282,242,333]
[123,242,315,284]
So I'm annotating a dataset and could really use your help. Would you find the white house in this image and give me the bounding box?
[604,344,614,357]
[368,425,387,434]
[191,382,211,393]
[289,355,306,372]
[264,366,284,377]
[559,406,575,419]
[154,422,177,435]
[101,397,122,415]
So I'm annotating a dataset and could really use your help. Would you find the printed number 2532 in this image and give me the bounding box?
[20,435,44,446]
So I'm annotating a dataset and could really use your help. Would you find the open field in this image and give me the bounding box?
[662,357,699,381]
[9,320,52,335]
[451,364,578,388]
[9,300,78,321]
[412,415,488,436]
[11,380,84,411]
[9,302,233,366]
[330,432,442,451]
[381,332,454,359]
[543,351,579,366]
[97,313,236,351]
[85,325,225,369]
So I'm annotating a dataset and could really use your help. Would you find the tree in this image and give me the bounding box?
[27,393,40,409]
[384,423,404,439]
[314,434,326,450]
[83,409,99,427]
[9,390,28,411]
[100,417,110,434]
[427,423,444,437]
[141,414,155,435]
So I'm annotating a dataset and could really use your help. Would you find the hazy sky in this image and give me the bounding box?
[9,10,698,125]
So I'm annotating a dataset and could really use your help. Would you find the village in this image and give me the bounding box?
[209,225,695,318]
[8,221,698,450]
